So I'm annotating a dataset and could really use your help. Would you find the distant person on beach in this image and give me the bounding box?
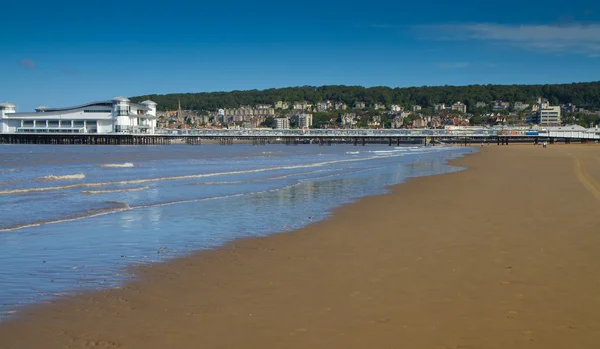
[543,141,547,148]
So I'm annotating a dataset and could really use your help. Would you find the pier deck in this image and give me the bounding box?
[1,128,598,145]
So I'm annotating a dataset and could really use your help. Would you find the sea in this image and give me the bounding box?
[0,143,474,318]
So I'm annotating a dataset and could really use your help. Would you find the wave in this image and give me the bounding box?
[36,173,86,181]
[0,202,131,232]
[346,151,360,155]
[100,163,134,168]
[82,186,150,195]
[0,152,409,196]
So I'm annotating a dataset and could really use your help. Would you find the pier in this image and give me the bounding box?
[1,127,598,146]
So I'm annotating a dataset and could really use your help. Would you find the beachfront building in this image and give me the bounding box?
[538,105,561,126]
[296,113,313,129]
[274,117,290,129]
[0,97,157,134]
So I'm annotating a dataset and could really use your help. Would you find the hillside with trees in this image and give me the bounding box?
[131,82,600,112]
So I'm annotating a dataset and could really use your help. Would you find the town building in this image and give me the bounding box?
[475,102,488,108]
[296,113,313,129]
[292,101,312,110]
[528,98,561,125]
[354,101,366,109]
[274,117,290,129]
[562,103,578,114]
[342,113,358,126]
[434,103,446,111]
[275,101,290,109]
[451,102,467,114]
[412,118,427,128]
[538,106,561,125]
[368,115,381,127]
[222,106,275,120]
[390,105,403,112]
[334,103,348,110]
[493,100,510,110]
[0,97,157,134]
[514,102,530,111]
[373,103,386,110]
[411,105,422,112]
[316,101,330,111]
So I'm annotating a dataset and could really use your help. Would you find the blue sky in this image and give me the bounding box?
[1,0,599,111]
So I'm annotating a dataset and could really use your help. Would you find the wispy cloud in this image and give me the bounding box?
[416,23,600,57]
[18,58,36,70]
[435,62,471,69]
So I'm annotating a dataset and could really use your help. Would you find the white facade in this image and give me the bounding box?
[538,106,561,126]
[0,97,157,134]
[296,113,313,129]
[274,117,290,129]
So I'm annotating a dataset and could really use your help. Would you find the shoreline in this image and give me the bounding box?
[3,144,600,348]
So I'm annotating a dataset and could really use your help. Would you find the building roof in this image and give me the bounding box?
[130,103,150,111]
[0,102,16,108]
[141,100,157,105]
[112,96,130,102]
[42,101,112,113]
[35,106,49,111]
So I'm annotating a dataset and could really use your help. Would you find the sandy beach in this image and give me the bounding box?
[2,144,600,348]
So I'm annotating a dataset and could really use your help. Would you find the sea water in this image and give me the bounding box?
[0,144,474,317]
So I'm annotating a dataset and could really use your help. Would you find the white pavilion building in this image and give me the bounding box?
[0,97,157,134]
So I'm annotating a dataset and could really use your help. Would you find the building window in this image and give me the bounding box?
[84,109,111,113]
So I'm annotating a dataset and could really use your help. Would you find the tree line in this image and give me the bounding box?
[130,82,600,112]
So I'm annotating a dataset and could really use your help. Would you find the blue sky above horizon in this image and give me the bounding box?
[1,0,599,111]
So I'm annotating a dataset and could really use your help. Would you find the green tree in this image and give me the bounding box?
[261,116,275,128]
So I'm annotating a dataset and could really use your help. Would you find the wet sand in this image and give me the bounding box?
[2,144,600,348]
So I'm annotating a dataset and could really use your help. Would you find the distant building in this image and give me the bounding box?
[493,100,510,110]
[562,103,577,114]
[274,117,290,129]
[292,101,312,110]
[296,113,313,128]
[334,103,348,110]
[538,106,561,126]
[373,103,386,110]
[368,115,381,127]
[354,101,366,109]
[390,104,403,112]
[434,103,446,111]
[342,113,358,126]
[529,98,561,125]
[222,106,274,120]
[316,101,329,111]
[255,104,273,109]
[412,118,427,128]
[275,101,290,109]
[411,105,422,112]
[451,102,467,114]
[514,102,530,111]
[475,102,488,108]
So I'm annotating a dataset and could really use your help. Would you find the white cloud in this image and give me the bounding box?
[417,23,600,57]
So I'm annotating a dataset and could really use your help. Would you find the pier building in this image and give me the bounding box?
[0,97,157,134]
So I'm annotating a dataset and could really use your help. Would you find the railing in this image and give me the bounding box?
[150,127,600,139]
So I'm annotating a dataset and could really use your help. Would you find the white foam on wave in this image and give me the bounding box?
[100,163,134,168]
[36,173,86,181]
[0,202,131,232]
[82,186,150,195]
[0,152,409,196]
[346,151,360,155]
